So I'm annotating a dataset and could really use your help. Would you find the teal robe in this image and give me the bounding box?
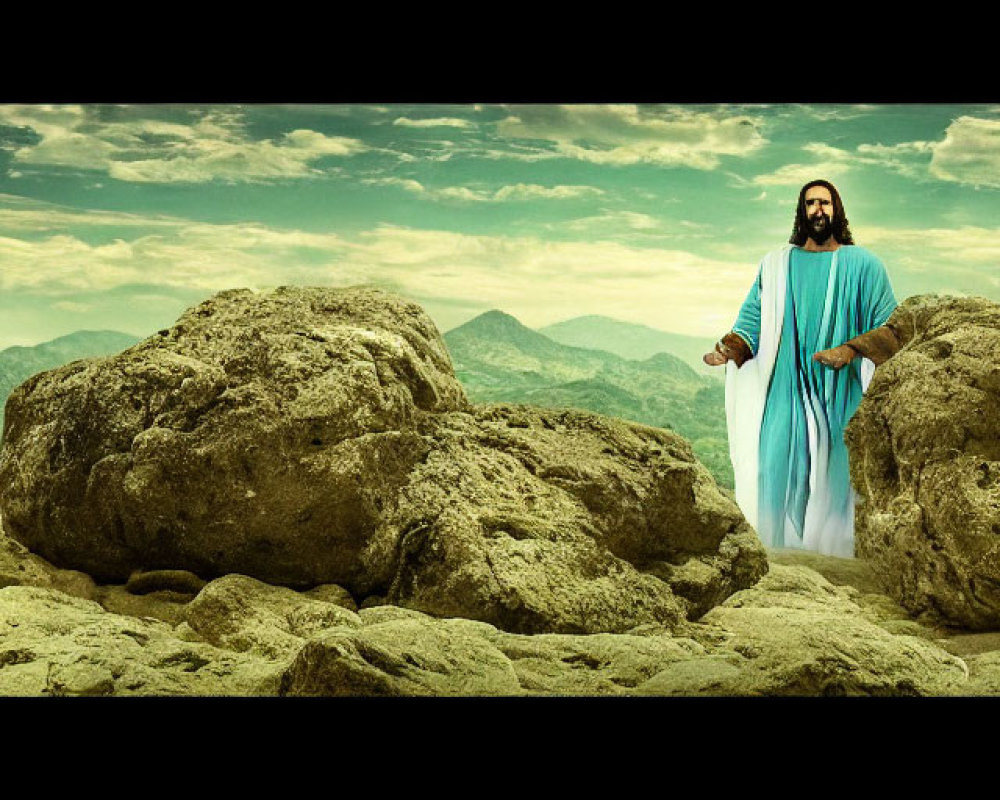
[725,244,897,556]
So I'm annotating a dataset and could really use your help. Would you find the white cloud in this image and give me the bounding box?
[0,206,762,336]
[752,138,936,186]
[0,195,203,233]
[492,184,604,201]
[857,141,935,157]
[0,105,368,184]
[792,104,880,122]
[479,147,560,162]
[0,221,358,295]
[560,210,663,233]
[361,177,426,193]
[359,179,603,203]
[929,116,1000,188]
[392,117,474,129]
[751,162,850,186]
[862,224,1000,273]
[495,104,768,169]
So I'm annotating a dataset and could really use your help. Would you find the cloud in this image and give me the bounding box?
[491,184,604,201]
[751,161,851,186]
[360,176,427,193]
[751,137,937,186]
[862,224,1000,274]
[856,141,935,157]
[0,203,763,336]
[359,179,603,203]
[0,220,358,295]
[0,194,203,233]
[929,116,1000,188]
[392,117,475,129]
[790,104,880,122]
[494,104,768,168]
[0,105,368,184]
[558,210,666,234]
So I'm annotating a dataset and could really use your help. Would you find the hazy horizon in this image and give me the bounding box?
[1,103,998,349]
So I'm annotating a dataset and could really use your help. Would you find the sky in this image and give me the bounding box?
[0,102,998,349]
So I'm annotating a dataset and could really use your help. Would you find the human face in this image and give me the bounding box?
[804,185,835,243]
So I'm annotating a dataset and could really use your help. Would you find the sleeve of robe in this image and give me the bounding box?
[860,251,898,332]
[732,266,763,357]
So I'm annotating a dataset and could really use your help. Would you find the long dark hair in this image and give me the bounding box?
[789,179,854,246]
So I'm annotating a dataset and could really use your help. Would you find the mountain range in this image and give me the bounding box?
[539,315,721,377]
[444,311,732,488]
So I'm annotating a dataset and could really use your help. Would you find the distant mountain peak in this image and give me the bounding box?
[447,309,534,337]
[538,314,718,376]
[471,308,523,324]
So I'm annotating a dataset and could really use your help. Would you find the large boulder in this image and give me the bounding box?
[0,287,466,588]
[846,295,1000,629]
[0,287,766,635]
[367,405,765,633]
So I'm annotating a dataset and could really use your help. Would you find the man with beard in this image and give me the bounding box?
[703,179,902,557]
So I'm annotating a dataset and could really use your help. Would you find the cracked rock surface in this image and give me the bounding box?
[846,295,1000,629]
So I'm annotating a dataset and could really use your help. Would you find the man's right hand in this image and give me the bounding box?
[703,340,735,366]
[704,333,753,368]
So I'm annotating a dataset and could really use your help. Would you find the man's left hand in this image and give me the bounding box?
[813,344,857,370]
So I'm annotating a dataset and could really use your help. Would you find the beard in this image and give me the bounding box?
[808,214,833,244]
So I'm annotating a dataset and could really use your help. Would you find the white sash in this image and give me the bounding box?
[724,245,790,534]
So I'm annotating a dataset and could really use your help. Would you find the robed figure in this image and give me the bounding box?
[705,180,902,557]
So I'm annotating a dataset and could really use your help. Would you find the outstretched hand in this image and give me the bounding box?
[703,341,735,367]
[813,344,857,370]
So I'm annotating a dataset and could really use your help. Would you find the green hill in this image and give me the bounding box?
[445,311,732,488]
[539,314,720,377]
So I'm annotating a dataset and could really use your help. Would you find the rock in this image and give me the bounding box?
[961,651,1000,696]
[302,583,358,612]
[364,406,766,633]
[0,287,465,587]
[96,584,194,627]
[0,515,98,602]
[767,547,884,594]
[184,574,362,660]
[281,612,523,696]
[0,287,766,635]
[479,628,707,695]
[846,295,1000,629]
[126,569,207,595]
[685,565,969,696]
[0,585,283,695]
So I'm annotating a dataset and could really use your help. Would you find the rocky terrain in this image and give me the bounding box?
[0,288,998,696]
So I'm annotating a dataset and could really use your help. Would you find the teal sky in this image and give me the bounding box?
[1,103,998,348]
